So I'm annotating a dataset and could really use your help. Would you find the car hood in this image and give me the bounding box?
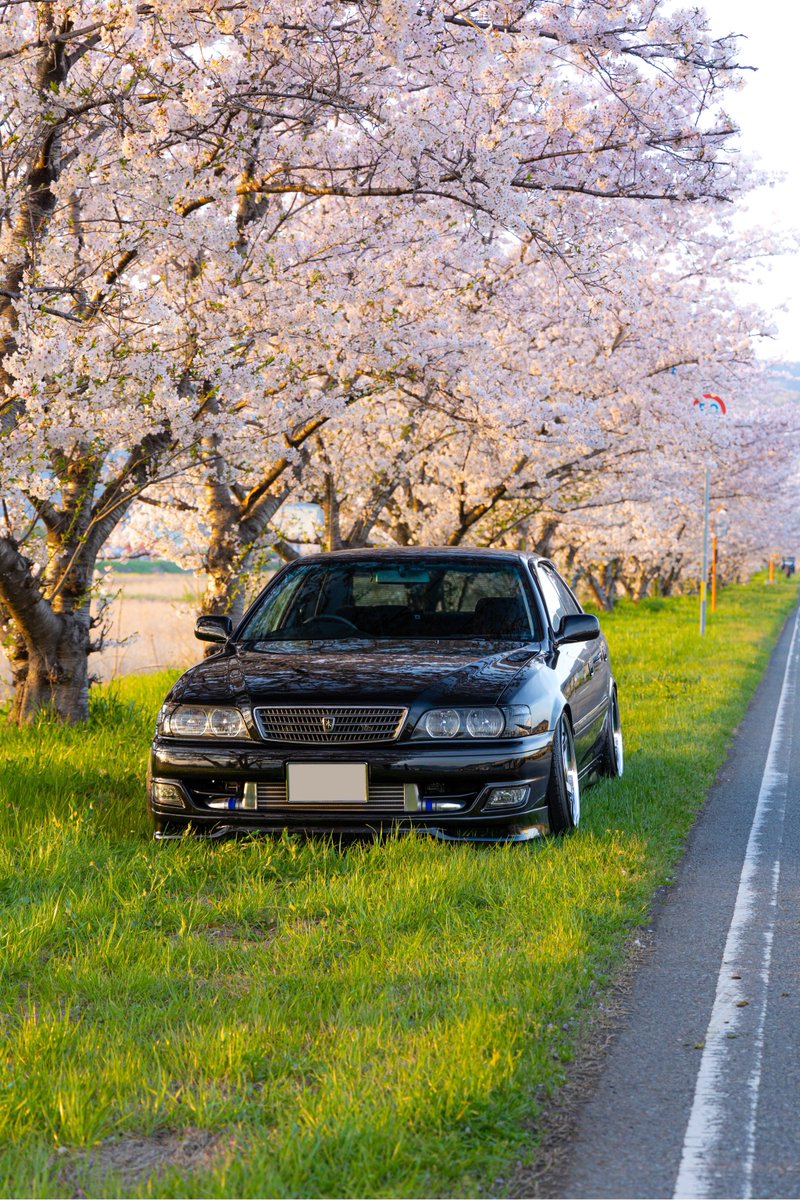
[172,641,540,708]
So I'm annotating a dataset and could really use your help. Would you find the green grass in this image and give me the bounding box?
[97,560,190,574]
[0,576,796,1198]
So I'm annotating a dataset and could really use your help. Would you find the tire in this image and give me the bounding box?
[547,714,580,834]
[598,689,624,778]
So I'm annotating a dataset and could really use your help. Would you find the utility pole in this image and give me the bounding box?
[700,465,710,635]
[693,394,727,636]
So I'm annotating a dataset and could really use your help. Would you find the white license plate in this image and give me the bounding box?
[287,762,368,805]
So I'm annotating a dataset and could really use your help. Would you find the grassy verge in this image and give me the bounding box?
[96,560,190,574]
[0,576,796,1198]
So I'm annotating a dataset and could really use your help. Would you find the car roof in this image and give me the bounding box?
[292,546,548,566]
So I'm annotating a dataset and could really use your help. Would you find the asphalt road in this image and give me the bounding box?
[557,606,800,1200]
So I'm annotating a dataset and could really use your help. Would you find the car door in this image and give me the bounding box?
[547,564,611,759]
[534,563,608,767]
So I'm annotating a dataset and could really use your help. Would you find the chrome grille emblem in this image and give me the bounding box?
[321,716,336,733]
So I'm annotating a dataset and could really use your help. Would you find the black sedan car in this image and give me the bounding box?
[148,549,623,841]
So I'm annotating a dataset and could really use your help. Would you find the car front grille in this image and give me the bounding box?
[253,705,407,744]
[257,780,406,813]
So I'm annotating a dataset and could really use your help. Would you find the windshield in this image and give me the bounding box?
[239,559,541,643]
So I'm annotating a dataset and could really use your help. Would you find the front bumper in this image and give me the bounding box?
[148,732,555,839]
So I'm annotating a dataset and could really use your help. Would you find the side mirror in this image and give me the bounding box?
[195,614,233,644]
[555,613,600,645]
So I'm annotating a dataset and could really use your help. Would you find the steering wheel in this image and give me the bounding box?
[300,614,360,635]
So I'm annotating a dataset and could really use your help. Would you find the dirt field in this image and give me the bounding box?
[0,571,208,703]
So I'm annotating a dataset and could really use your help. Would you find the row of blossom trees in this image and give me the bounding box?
[1,0,796,722]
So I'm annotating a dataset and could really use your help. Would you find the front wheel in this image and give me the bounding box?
[547,714,580,835]
[598,689,624,778]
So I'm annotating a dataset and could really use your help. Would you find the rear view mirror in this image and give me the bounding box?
[195,614,233,643]
[371,568,431,584]
[555,613,600,645]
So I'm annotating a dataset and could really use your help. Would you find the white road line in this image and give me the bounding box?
[673,609,799,1199]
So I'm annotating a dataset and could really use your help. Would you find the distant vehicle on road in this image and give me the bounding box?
[148,549,623,841]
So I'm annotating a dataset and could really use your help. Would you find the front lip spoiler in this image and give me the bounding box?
[154,821,550,843]
[154,826,231,841]
[425,824,546,843]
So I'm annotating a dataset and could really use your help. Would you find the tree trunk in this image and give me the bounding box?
[201,493,291,623]
[0,537,91,723]
[201,542,252,627]
[199,439,294,638]
[584,570,614,611]
[603,559,619,609]
[199,419,322,624]
[322,472,342,551]
[532,517,560,559]
[634,569,654,602]
[201,436,249,622]
[1,432,173,724]
[10,613,90,724]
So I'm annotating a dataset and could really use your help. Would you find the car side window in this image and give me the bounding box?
[546,566,581,618]
[536,564,580,632]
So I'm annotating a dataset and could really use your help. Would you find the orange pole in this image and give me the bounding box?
[769,556,775,584]
[711,534,718,612]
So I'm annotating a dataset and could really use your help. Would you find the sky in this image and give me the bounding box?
[702,0,800,362]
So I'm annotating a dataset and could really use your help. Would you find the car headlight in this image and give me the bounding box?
[413,705,539,740]
[208,707,245,736]
[163,705,246,738]
[466,708,505,737]
[423,708,462,738]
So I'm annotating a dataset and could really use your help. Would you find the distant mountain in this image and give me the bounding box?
[767,362,800,394]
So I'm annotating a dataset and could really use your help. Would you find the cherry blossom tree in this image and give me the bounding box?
[128,201,794,618]
[0,0,766,720]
